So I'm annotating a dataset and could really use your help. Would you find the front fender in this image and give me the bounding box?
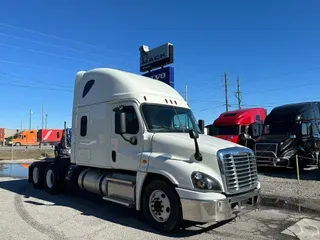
[281,149,298,159]
[135,170,179,211]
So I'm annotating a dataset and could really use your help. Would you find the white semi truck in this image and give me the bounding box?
[28,68,261,233]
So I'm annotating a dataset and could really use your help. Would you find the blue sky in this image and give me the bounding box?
[0,0,319,129]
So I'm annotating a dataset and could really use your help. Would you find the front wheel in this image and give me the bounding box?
[142,180,182,233]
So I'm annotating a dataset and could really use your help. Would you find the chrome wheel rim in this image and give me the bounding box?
[148,190,171,223]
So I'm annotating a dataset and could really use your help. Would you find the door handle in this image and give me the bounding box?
[112,150,116,162]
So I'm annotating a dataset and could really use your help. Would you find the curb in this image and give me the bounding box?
[260,194,320,215]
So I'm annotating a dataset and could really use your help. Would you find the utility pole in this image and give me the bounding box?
[184,85,188,127]
[184,85,188,102]
[20,120,22,131]
[42,105,44,129]
[224,72,229,112]
[29,110,33,130]
[234,77,242,109]
[45,114,48,128]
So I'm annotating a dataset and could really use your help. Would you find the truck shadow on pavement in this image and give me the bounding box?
[0,178,235,238]
[258,166,320,181]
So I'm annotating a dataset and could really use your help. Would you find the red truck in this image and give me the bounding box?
[206,108,267,145]
[12,129,63,146]
[37,129,63,147]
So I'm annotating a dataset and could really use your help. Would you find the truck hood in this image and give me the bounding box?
[149,132,253,192]
[151,132,242,160]
[255,134,291,144]
[213,135,239,143]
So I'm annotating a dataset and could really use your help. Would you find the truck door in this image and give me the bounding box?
[300,122,320,155]
[310,122,320,152]
[111,102,144,171]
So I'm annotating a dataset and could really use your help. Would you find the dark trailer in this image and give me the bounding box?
[254,101,320,170]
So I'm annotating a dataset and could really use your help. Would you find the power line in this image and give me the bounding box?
[0,42,134,65]
[240,65,320,84]
[199,104,226,112]
[0,22,134,56]
[0,82,72,92]
[0,71,73,89]
[0,58,74,72]
[242,82,315,95]
[189,99,225,104]
[235,104,275,108]
[0,32,133,61]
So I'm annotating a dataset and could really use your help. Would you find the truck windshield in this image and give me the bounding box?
[141,104,201,133]
[211,125,240,135]
[264,122,299,135]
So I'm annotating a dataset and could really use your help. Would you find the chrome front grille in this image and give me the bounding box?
[255,143,277,153]
[254,143,278,164]
[218,147,258,195]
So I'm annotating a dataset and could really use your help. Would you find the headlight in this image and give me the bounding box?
[191,172,222,191]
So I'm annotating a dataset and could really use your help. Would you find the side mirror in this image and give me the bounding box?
[188,129,202,161]
[119,112,127,134]
[198,120,205,134]
[189,130,199,139]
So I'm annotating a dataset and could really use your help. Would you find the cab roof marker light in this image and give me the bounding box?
[144,96,147,101]
[170,100,173,104]
[165,99,168,103]
[174,100,177,105]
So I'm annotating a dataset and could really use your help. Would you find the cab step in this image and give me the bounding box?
[102,196,135,208]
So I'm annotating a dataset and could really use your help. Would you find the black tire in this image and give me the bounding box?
[30,162,44,189]
[142,180,182,233]
[44,163,61,194]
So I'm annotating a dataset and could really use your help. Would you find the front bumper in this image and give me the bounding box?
[256,155,290,167]
[176,183,260,223]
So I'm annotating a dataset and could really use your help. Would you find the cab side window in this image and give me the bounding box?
[80,116,88,137]
[115,106,139,135]
[301,122,315,136]
[240,125,247,134]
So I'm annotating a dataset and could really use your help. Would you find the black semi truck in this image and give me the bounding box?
[254,101,320,170]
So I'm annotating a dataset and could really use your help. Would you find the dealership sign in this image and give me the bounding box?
[142,67,174,88]
[139,43,174,72]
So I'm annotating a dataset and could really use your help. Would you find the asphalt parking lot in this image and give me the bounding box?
[0,175,320,240]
